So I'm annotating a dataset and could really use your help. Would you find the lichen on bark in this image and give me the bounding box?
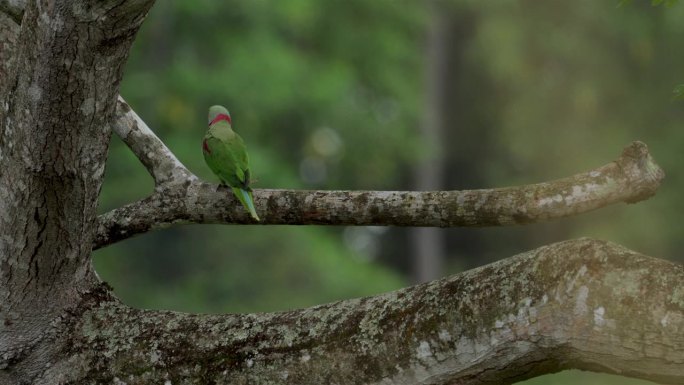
[48,239,683,385]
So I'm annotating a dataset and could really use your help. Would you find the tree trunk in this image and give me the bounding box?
[0,1,155,383]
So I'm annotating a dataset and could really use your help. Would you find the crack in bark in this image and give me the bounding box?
[18,192,48,303]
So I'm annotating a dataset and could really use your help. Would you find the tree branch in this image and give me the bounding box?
[114,96,195,187]
[62,239,684,384]
[97,107,665,249]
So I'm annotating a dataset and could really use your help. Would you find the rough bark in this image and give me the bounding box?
[0,2,681,385]
[0,0,24,25]
[0,8,18,96]
[0,1,154,383]
[53,239,684,384]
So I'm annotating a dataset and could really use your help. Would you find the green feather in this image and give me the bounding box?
[233,187,259,221]
[203,106,260,221]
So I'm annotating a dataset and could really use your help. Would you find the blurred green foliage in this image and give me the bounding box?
[94,1,682,384]
[674,84,684,99]
[97,0,424,313]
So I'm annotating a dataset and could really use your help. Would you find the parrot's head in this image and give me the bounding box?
[208,105,231,126]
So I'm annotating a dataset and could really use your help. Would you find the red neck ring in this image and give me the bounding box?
[209,113,232,126]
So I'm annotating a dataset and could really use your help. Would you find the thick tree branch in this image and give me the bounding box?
[60,239,684,384]
[96,119,664,248]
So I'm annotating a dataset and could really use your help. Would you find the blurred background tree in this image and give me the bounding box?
[95,1,683,383]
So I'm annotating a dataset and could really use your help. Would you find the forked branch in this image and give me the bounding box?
[113,97,195,187]
[96,101,664,249]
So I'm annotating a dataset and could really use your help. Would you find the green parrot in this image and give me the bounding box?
[202,105,260,221]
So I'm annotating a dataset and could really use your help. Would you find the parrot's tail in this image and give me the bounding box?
[232,187,260,221]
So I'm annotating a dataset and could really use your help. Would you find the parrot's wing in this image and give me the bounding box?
[203,135,241,187]
[225,133,252,189]
[204,131,259,221]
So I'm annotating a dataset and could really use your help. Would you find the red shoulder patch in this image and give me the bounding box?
[202,138,211,154]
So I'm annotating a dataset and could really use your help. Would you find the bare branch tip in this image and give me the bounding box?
[616,141,665,204]
[621,140,649,159]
